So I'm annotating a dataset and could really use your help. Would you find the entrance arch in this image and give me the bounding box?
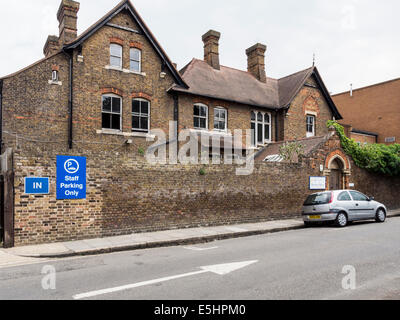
[324,150,351,190]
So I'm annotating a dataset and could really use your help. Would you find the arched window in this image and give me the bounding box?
[194,104,208,130]
[214,107,227,131]
[130,48,141,73]
[110,44,122,68]
[251,111,271,146]
[102,94,122,131]
[132,98,150,133]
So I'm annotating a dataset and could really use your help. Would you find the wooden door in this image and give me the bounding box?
[330,169,341,190]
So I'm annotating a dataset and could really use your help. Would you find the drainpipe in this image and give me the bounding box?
[275,109,279,142]
[173,93,179,152]
[62,48,74,150]
[68,51,74,149]
[0,79,3,154]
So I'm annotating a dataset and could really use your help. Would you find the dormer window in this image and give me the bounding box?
[110,44,122,68]
[130,48,141,73]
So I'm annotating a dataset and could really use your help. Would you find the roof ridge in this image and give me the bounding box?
[278,66,314,81]
[190,58,279,81]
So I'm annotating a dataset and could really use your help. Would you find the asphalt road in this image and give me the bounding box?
[1,217,400,300]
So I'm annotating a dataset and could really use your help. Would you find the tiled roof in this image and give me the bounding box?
[169,60,342,119]
[255,134,332,162]
[170,59,314,110]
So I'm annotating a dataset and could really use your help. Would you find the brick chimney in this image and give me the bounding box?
[57,0,80,45]
[246,43,267,83]
[202,30,221,70]
[43,35,60,57]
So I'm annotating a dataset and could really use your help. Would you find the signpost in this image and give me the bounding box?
[24,177,50,195]
[57,155,86,200]
[309,176,327,190]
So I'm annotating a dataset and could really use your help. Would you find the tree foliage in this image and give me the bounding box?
[327,121,400,176]
[279,142,305,163]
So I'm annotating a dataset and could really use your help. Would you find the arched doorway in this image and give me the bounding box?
[324,150,351,191]
[329,158,344,190]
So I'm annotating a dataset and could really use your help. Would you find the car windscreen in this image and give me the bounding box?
[304,192,332,206]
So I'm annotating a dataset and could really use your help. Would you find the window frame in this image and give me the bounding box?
[337,191,352,202]
[306,114,316,137]
[213,107,227,132]
[110,43,123,68]
[52,70,59,82]
[193,103,209,130]
[102,94,122,131]
[130,48,142,73]
[251,111,272,146]
[349,191,369,202]
[132,98,151,133]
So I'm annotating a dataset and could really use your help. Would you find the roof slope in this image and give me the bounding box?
[171,59,280,109]
[170,61,342,119]
[254,134,332,162]
[278,67,314,107]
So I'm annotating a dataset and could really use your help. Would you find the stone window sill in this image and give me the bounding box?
[96,129,155,139]
[104,65,146,76]
[48,80,62,86]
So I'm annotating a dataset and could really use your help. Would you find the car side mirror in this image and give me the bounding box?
[368,197,375,201]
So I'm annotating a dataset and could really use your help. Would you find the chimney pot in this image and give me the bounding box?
[202,30,221,70]
[246,43,267,83]
[57,0,80,46]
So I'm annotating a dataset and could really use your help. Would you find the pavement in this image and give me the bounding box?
[1,209,400,266]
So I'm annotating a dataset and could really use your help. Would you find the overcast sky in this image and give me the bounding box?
[0,0,399,94]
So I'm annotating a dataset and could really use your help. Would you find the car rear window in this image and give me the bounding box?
[304,192,332,206]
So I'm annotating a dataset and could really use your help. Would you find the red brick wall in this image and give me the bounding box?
[333,78,400,145]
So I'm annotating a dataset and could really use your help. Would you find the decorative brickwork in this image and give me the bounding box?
[110,37,124,46]
[303,96,320,116]
[101,87,124,96]
[129,41,143,49]
[131,92,152,100]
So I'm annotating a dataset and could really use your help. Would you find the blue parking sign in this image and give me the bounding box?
[57,155,86,200]
[25,177,50,195]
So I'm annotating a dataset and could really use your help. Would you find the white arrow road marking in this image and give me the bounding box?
[183,246,219,251]
[72,260,258,300]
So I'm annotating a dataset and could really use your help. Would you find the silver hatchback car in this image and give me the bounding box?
[302,190,387,227]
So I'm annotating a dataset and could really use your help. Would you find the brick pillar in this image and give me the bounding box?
[43,35,60,57]
[57,0,80,45]
[246,43,267,83]
[202,30,221,70]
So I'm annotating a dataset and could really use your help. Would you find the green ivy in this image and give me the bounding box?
[327,120,400,176]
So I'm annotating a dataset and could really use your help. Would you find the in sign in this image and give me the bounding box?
[25,177,50,195]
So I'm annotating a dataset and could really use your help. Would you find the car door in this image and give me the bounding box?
[349,191,373,220]
[337,191,356,220]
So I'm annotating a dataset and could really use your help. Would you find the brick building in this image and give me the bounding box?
[7,0,398,248]
[332,78,400,145]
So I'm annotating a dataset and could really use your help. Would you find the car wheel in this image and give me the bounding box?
[335,212,348,228]
[375,208,386,223]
